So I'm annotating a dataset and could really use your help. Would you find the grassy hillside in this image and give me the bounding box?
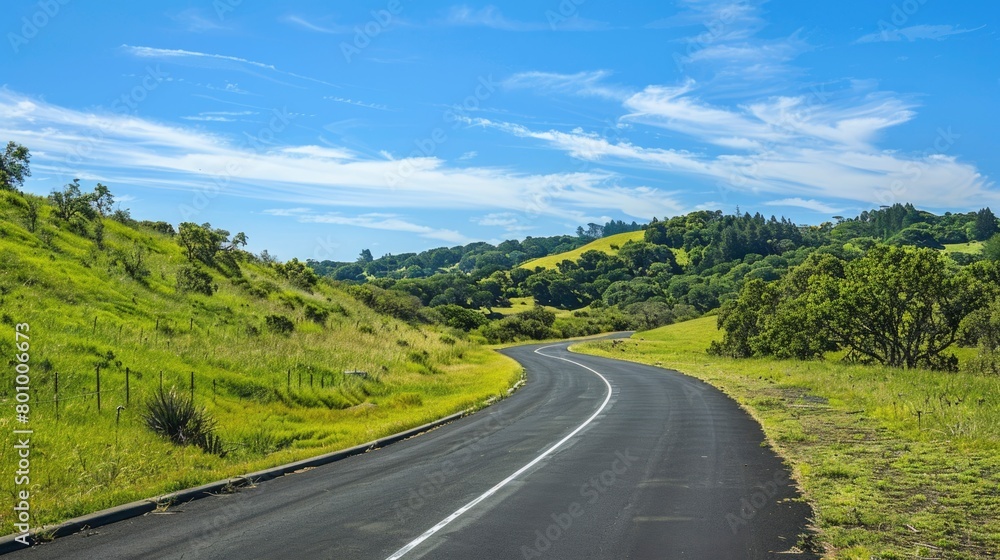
[520,230,647,269]
[943,241,984,255]
[575,317,1000,558]
[0,190,521,534]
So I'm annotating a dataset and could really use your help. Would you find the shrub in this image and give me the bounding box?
[265,314,295,334]
[142,388,225,456]
[304,303,329,325]
[177,265,215,296]
[112,242,150,281]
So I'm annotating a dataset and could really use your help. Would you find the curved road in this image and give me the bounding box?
[10,341,816,559]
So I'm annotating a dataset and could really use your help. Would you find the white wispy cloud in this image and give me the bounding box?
[765,198,845,214]
[658,1,809,89]
[264,210,471,243]
[324,96,391,111]
[442,5,606,31]
[647,0,765,41]
[181,115,237,122]
[122,45,341,89]
[621,80,915,149]
[0,90,681,223]
[281,15,352,34]
[503,71,629,101]
[856,24,985,43]
[171,8,227,33]
[469,81,995,210]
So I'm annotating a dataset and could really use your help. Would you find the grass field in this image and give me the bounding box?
[574,317,1000,559]
[0,191,522,535]
[520,231,646,269]
[491,296,578,318]
[943,241,984,255]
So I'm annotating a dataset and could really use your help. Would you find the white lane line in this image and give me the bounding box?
[384,344,613,560]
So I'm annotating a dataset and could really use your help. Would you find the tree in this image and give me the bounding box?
[273,258,319,291]
[230,232,248,250]
[0,141,30,191]
[972,208,999,241]
[24,198,39,232]
[177,222,229,265]
[824,246,969,369]
[49,179,96,222]
[983,233,1000,262]
[358,249,374,263]
[91,183,114,216]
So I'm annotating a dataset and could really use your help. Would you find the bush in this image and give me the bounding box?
[304,303,330,325]
[112,242,149,281]
[347,284,422,321]
[264,314,295,334]
[142,388,224,456]
[434,304,488,330]
[177,265,215,296]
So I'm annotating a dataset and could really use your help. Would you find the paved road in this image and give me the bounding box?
[10,341,817,559]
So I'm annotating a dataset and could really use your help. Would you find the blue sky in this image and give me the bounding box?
[2,1,997,261]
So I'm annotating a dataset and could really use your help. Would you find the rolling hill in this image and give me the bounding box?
[520,230,646,269]
[0,188,521,534]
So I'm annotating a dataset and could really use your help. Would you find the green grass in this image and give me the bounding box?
[521,231,646,269]
[0,191,522,535]
[574,317,1000,559]
[491,296,578,319]
[942,241,984,255]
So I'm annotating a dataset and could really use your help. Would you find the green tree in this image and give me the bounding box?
[24,198,39,232]
[822,246,969,369]
[274,258,319,291]
[0,141,31,191]
[972,208,999,241]
[178,222,229,265]
[49,179,97,222]
[982,233,1000,262]
[91,183,115,216]
[230,231,248,250]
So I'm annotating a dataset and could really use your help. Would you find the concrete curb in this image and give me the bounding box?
[0,409,470,555]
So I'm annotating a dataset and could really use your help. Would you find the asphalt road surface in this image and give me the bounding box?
[10,341,817,559]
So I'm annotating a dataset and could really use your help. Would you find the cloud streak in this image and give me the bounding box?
[0,90,682,224]
[122,45,341,89]
[264,209,471,244]
[442,5,607,32]
[468,77,995,210]
[856,24,985,43]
